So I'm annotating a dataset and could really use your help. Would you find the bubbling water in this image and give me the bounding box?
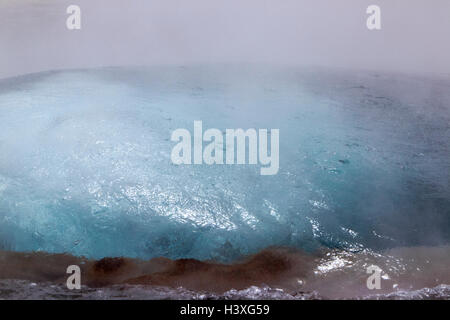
[0,66,449,260]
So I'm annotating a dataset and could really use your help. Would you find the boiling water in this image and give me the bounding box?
[0,66,449,264]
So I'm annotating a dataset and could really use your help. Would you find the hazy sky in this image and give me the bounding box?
[1,0,449,78]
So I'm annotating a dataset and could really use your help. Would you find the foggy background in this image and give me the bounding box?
[0,0,449,79]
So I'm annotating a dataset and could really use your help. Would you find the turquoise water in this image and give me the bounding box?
[0,66,449,260]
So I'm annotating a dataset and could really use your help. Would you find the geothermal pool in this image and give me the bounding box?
[0,66,449,265]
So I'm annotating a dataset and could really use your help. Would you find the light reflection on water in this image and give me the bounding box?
[0,66,449,262]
